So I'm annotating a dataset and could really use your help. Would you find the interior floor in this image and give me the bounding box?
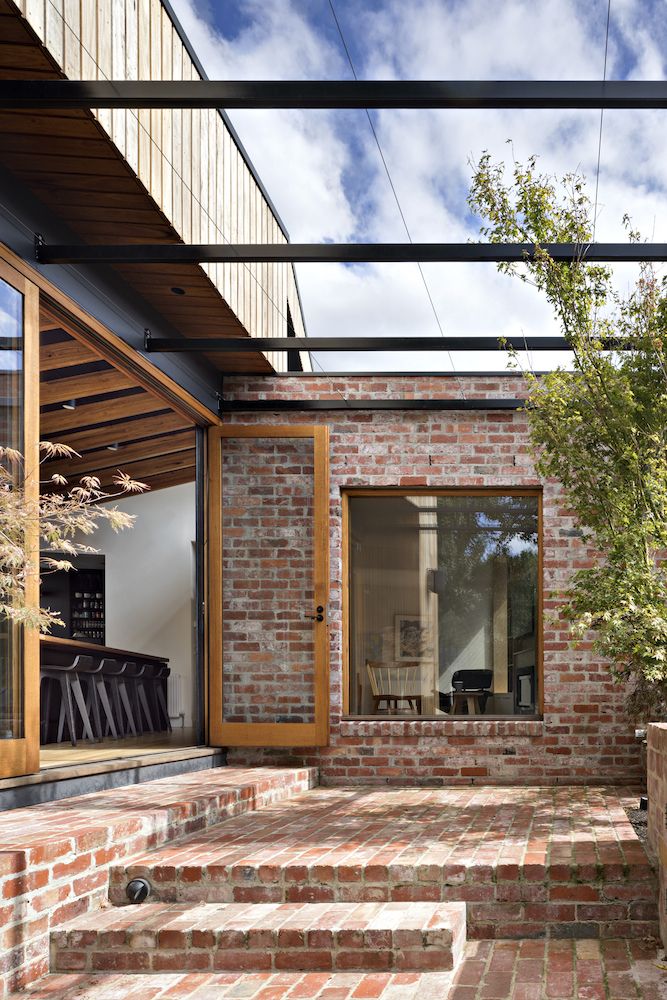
[40,728,200,768]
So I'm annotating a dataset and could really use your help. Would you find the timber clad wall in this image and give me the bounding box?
[222,375,642,786]
[12,0,306,371]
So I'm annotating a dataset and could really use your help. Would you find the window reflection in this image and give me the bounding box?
[0,277,24,740]
[349,494,539,718]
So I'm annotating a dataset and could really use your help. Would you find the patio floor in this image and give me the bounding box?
[2,771,664,998]
[24,939,667,999]
[113,785,657,940]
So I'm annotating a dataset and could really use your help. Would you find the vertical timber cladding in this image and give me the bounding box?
[209,426,330,748]
[11,0,307,365]
[219,374,643,786]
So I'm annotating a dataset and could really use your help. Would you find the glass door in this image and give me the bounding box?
[0,259,39,778]
[208,425,330,747]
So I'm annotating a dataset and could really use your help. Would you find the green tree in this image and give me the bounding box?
[468,152,667,721]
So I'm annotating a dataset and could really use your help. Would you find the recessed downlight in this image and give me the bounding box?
[62,399,77,411]
[106,442,120,452]
[170,286,186,296]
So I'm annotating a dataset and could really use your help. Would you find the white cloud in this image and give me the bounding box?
[170,0,667,371]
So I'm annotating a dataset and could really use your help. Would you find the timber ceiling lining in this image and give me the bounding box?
[0,3,272,374]
[40,318,196,492]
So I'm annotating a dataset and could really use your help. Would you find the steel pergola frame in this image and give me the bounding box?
[1,79,667,110]
[36,241,667,265]
[7,74,664,395]
[218,398,526,412]
[146,335,600,354]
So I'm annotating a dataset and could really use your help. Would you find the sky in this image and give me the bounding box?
[168,0,667,373]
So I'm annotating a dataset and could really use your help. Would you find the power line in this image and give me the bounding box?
[593,0,612,239]
[327,0,460,379]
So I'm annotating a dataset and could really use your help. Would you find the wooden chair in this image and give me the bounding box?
[366,660,422,715]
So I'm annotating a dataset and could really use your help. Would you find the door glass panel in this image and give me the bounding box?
[221,435,316,724]
[349,494,539,717]
[0,276,24,740]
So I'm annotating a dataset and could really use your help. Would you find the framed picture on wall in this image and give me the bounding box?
[394,614,429,661]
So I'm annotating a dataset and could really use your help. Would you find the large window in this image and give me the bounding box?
[347,492,540,718]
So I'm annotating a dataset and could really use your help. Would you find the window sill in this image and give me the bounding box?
[338,717,545,738]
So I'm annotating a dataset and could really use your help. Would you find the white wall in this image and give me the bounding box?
[93,482,197,729]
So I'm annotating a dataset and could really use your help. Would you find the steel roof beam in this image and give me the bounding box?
[145,336,605,353]
[2,79,667,110]
[218,398,525,412]
[36,242,667,264]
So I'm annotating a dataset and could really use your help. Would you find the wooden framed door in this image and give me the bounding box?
[208,425,329,747]
[0,259,39,778]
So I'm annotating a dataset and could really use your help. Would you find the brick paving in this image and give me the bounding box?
[0,767,316,996]
[52,899,466,973]
[112,785,658,940]
[26,940,667,998]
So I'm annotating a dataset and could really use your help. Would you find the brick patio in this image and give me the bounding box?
[0,766,316,996]
[26,940,667,998]
[111,785,658,940]
[2,771,663,998]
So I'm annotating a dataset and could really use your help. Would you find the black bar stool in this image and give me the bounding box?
[40,654,96,746]
[100,658,138,738]
[82,659,118,741]
[150,663,171,732]
[125,662,154,734]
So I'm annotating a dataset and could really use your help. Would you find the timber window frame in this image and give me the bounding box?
[342,487,544,721]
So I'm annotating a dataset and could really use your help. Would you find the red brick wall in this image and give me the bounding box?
[647,724,667,946]
[221,375,642,786]
[222,435,315,724]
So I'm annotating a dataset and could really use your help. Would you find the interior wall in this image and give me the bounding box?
[93,482,196,730]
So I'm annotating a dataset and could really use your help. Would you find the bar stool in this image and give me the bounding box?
[82,659,118,741]
[125,662,154,734]
[100,659,138,738]
[146,663,171,733]
[40,654,96,746]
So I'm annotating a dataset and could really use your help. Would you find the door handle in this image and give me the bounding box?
[305,605,324,622]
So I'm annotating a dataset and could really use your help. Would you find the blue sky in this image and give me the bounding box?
[170,0,667,372]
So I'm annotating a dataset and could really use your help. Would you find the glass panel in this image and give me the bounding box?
[221,435,315,724]
[0,276,24,740]
[349,494,539,717]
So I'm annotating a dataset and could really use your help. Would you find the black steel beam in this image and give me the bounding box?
[147,336,592,353]
[1,80,667,110]
[37,241,667,265]
[218,398,525,412]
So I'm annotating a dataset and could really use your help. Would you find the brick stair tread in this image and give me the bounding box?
[28,937,667,999]
[111,787,653,886]
[52,900,466,974]
[105,788,659,941]
[21,970,458,999]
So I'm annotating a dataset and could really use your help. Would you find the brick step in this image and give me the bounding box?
[51,899,467,974]
[110,858,659,941]
[108,787,660,941]
[32,938,666,999]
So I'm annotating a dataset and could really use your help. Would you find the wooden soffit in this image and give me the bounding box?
[0,0,273,374]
